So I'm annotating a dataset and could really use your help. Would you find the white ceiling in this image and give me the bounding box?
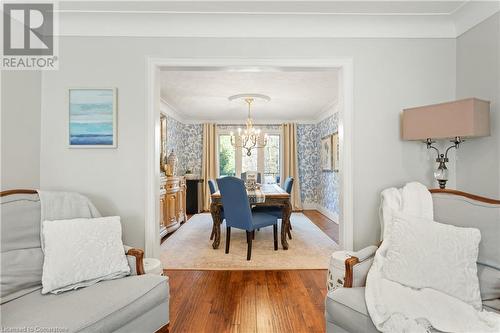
[160,70,339,122]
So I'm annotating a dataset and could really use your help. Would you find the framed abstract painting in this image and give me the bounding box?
[68,88,117,148]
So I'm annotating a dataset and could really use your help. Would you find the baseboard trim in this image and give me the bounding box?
[315,205,339,224]
[302,202,318,210]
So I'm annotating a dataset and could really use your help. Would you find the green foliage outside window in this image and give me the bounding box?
[219,135,235,177]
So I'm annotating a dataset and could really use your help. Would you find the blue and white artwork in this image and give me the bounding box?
[69,89,116,147]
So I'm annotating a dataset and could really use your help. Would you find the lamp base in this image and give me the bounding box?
[438,179,447,189]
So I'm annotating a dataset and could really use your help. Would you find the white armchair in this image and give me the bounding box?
[325,245,379,333]
[0,190,170,333]
[325,188,500,333]
[327,245,378,291]
[124,245,146,275]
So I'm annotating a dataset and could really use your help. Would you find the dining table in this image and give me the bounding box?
[210,183,292,250]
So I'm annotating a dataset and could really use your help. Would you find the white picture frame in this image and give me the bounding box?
[321,135,333,171]
[68,88,117,148]
[332,132,340,172]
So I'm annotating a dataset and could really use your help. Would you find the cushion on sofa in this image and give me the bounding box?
[478,264,500,301]
[41,216,130,294]
[1,274,169,332]
[325,287,378,333]
[432,194,500,270]
[383,214,482,310]
[1,193,43,303]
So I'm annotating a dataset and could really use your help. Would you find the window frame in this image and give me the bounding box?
[217,127,282,183]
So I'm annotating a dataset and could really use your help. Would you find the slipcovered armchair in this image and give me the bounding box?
[325,189,500,333]
[1,190,170,333]
[325,246,379,333]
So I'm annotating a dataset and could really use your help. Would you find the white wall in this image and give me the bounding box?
[456,13,500,198]
[40,37,455,250]
[1,71,41,190]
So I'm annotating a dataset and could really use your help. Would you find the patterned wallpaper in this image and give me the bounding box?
[297,113,340,217]
[297,124,320,205]
[165,115,339,217]
[316,114,340,216]
[165,116,203,176]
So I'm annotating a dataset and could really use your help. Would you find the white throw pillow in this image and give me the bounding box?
[383,213,482,310]
[41,216,130,294]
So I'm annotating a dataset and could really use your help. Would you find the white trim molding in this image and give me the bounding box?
[57,2,499,39]
[159,98,184,123]
[452,1,500,37]
[302,202,340,225]
[145,57,355,256]
[316,205,340,225]
[144,58,161,259]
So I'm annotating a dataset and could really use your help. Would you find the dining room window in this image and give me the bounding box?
[263,134,280,184]
[218,130,281,183]
[219,134,236,177]
[241,147,258,174]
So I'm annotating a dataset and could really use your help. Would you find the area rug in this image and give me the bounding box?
[160,213,339,270]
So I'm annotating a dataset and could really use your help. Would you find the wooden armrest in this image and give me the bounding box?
[343,244,380,288]
[126,248,145,275]
[343,256,360,288]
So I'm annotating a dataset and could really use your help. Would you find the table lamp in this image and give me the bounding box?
[401,98,490,189]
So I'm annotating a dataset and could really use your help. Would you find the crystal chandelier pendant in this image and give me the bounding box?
[228,94,270,156]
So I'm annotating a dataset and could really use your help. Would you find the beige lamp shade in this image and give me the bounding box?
[401,98,490,140]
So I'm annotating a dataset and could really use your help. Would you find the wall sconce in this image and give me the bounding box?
[401,98,490,189]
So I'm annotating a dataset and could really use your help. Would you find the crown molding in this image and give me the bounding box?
[314,100,338,123]
[452,1,500,37]
[58,11,457,38]
[55,2,499,39]
[159,98,185,123]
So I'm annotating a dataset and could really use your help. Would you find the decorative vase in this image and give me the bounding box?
[167,150,177,176]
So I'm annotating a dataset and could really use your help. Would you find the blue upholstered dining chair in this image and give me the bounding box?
[208,179,224,241]
[253,177,294,238]
[241,171,262,184]
[216,177,278,260]
[275,175,281,185]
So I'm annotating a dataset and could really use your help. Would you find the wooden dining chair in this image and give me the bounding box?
[253,177,294,239]
[241,171,262,184]
[208,179,224,240]
[217,177,278,260]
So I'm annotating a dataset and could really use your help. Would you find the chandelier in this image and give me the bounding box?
[229,95,269,156]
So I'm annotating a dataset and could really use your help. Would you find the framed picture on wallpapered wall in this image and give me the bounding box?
[68,88,117,148]
[321,135,333,171]
[332,132,339,172]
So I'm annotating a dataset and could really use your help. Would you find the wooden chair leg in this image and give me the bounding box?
[287,227,292,240]
[246,231,252,260]
[225,227,231,254]
[273,224,278,250]
[210,226,215,240]
[252,230,255,239]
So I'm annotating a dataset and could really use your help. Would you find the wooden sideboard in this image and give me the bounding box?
[160,176,187,238]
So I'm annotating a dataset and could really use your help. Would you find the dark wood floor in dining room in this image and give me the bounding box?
[164,210,338,333]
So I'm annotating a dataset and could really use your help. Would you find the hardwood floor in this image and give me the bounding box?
[164,269,328,333]
[302,210,339,243]
[163,210,337,333]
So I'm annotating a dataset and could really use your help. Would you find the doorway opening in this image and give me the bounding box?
[145,58,354,259]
